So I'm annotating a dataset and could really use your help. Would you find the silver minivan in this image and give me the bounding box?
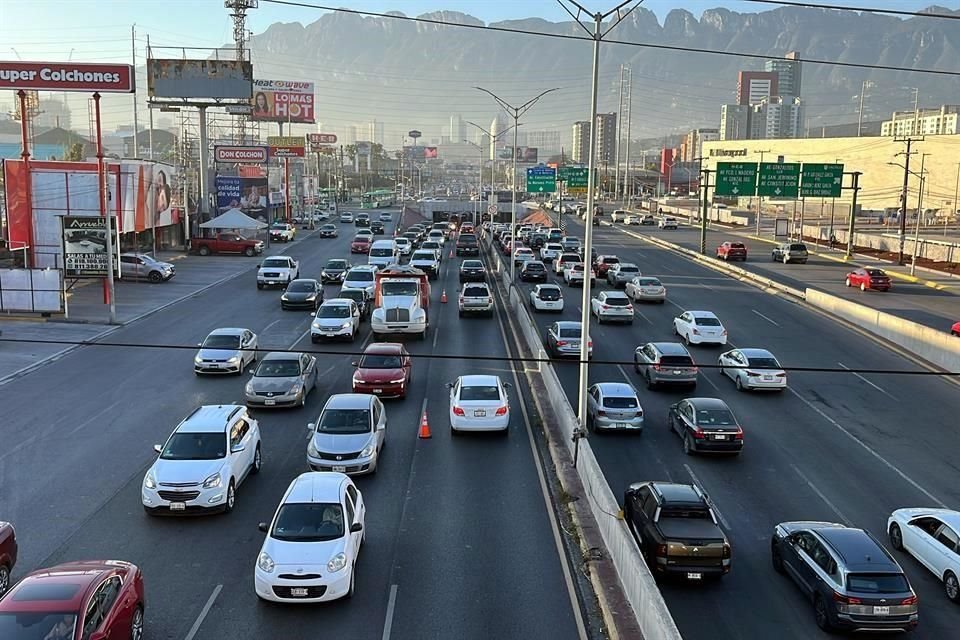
[633,342,699,389]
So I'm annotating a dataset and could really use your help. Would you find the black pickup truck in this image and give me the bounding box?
[455,233,479,256]
[624,481,731,581]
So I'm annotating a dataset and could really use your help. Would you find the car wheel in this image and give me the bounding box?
[257,282,264,290]
[451,423,460,436]
[299,389,307,407]
[683,433,695,456]
[645,371,656,390]
[0,563,9,596]
[771,545,785,574]
[311,335,319,344]
[772,254,777,262]
[346,564,356,599]
[888,523,904,551]
[783,256,790,264]
[198,245,211,256]
[244,246,255,257]
[683,333,691,346]
[148,271,163,283]
[130,605,144,640]
[860,282,866,292]
[814,595,833,632]
[945,571,960,603]
[845,277,851,287]
[735,376,745,392]
[251,444,262,475]
[224,480,236,513]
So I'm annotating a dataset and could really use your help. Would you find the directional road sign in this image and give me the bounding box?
[714,162,758,197]
[757,162,801,198]
[526,166,557,193]
[800,163,844,198]
[559,166,588,193]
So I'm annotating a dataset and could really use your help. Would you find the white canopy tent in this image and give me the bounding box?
[199,208,267,230]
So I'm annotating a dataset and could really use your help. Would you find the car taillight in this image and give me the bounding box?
[655,544,668,557]
[721,329,728,336]
[556,340,568,347]
[588,341,593,347]
[453,406,465,416]
[601,304,609,310]
[626,305,633,311]
[833,592,861,606]
[775,373,786,378]
[901,595,918,606]
[745,370,761,377]
[495,406,508,416]
[722,543,731,559]
[734,427,744,440]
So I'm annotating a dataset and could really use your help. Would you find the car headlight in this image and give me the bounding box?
[327,552,347,573]
[360,442,376,458]
[244,382,254,394]
[202,472,222,489]
[258,551,275,573]
[290,382,303,394]
[228,355,241,364]
[194,355,203,364]
[341,321,352,329]
[388,378,405,384]
[280,294,289,301]
[321,271,329,277]
[307,439,319,457]
[312,320,321,329]
[144,472,157,489]
[306,294,317,301]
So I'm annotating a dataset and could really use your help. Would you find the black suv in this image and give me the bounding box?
[456,233,479,256]
[459,260,486,283]
[370,220,385,234]
[355,213,370,228]
[624,481,731,581]
[519,260,548,282]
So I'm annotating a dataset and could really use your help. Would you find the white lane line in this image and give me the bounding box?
[837,362,897,400]
[683,464,732,531]
[751,309,781,327]
[616,364,634,385]
[633,307,654,325]
[700,370,721,392]
[431,320,441,349]
[381,584,399,640]
[786,387,946,507]
[260,317,283,334]
[184,583,222,640]
[791,464,852,526]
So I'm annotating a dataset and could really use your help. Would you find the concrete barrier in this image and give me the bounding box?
[805,288,960,373]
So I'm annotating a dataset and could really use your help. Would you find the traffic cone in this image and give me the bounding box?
[418,412,432,439]
[449,248,454,259]
[440,289,448,303]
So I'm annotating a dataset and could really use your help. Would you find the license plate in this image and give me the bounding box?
[474,410,486,417]
[712,434,728,441]
[874,606,890,615]
[687,572,702,580]
[169,502,185,511]
[615,423,628,428]
[763,375,773,381]
[373,388,383,393]
[265,399,276,406]
[267,281,276,285]
[332,465,346,473]
[290,588,309,597]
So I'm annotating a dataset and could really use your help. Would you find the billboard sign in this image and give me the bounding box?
[225,104,252,115]
[0,61,135,93]
[147,59,253,99]
[403,146,437,161]
[408,130,422,139]
[517,147,538,162]
[251,79,315,124]
[267,136,306,158]
[423,146,438,159]
[61,216,118,278]
[308,133,337,145]
[356,142,372,157]
[214,145,268,163]
[215,176,268,216]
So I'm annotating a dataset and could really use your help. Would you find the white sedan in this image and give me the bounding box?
[255,472,365,603]
[717,348,786,391]
[625,276,666,303]
[888,508,960,603]
[448,374,511,434]
[529,284,564,312]
[673,310,727,346]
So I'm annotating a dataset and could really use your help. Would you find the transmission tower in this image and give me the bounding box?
[225,0,257,144]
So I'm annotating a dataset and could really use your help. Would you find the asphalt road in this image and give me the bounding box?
[0,208,583,640]
[497,216,960,640]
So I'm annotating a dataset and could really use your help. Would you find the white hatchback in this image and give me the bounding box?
[530,284,564,312]
[255,472,365,603]
[448,375,511,434]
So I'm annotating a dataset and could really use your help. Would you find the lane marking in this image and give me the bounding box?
[837,362,897,400]
[260,317,283,334]
[751,309,781,327]
[683,464,732,531]
[184,583,222,640]
[633,307,654,325]
[786,387,946,507]
[700,370,721,392]
[791,464,852,526]
[381,584,398,640]
[616,364,634,385]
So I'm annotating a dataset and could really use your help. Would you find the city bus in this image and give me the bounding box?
[361,189,396,209]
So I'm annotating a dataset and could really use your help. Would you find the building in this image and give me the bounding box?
[525,129,562,155]
[366,121,385,145]
[681,128,720,161]
[447,114,466,144]
[806,120,883,138]
[720,105,750,140]
[595,113,617,165]
[571,121,591,164]
[737,71,779,105]
[489,114,508,159]
[881,105,960,137]
[123,129,178,158]
[765,52,802,98]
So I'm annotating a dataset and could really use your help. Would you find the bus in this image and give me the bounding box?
[361,189,396,209]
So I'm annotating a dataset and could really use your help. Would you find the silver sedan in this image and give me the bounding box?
[625,276,667,303]
[245,352,318,408]
[718,348,787,391]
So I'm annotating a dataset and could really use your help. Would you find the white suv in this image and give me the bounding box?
[142,405,262,515]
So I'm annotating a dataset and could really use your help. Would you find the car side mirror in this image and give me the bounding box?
[248,369,255,375]
[231,444,245,454]
[197,342,202,347]
[258,522,269,533]
[446,382,453,389]
[153,444,163,454]
[256,263,261,268]
[503,382,512,389]
[307,422,315,433]
[350,522,363,533]
[351,361,358,367]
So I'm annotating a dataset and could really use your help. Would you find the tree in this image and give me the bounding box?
[64,142,84,161]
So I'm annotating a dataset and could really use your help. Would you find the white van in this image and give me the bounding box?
[368,239,399,269]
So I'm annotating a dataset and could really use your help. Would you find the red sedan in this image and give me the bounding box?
[351,236,372,254]
[845,267,891,291]
[0,521,16,596]
[352,343,412,399]
[0,560,145,640]
[716,241,748,261]
[951,320,960,336]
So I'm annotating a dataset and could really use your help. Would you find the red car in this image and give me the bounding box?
[593,255,620,278]
[716,241,748,261]
[0,521,16,596]
[951,320,960,336]
[350,236,372,254]
[0,560,145,640]
[845,267,891,291]
[352,343,412,399]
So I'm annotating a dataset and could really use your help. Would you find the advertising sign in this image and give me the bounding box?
[267,136,306,158]
[0,61,135,93]
[403,146,438,161]
[216,176,268,216]
[147,59,253,99]
[61,216,118,278]
[423,146,438,159]
[517,147,538,162]
[309,133,337,145]
[251,79,315,124]
[356,142,372,157]
[408,130,422,139]
[214,145,268,163]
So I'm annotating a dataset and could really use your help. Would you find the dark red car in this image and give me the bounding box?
[0,560,145,640]
[845,267,891,291]
[350,236,372,254]
[0,521,16,596]
[352,343,412,399]
[716,241,748,261]
[593,255,620,278]
[951,320,959,336]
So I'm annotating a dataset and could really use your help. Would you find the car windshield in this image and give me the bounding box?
[286,281,315,293]
[412,252,435,261]
[558,326,583,338]
[326,260,347,269]
[463,286,488,297]
[561,254,579,262]
[604,297,630,306]
[694,317,721,326]
[318,305,350,318]
[459,235,477,242]
[322,225,336,231]
[790,244,807,251]
[381,281,418,296]
[318,409,371,434]
[604,396,638,409]
[847,573,910,594]
[602,257,620,264]
[395,239,409,245]
[525,264,545,272]
[255,359,301,377]
[538,288,561,301]
[271,223,287,230]
[659,508,711,519]
[746,356,780,369]
[346,270,374,282]
[730,243,745,249]
[352,237,370,244]
[271,503,344,542]
[202,334,240,349]
[160,432,226,460]
[661,355,694,366]
[360,354,403,368]
[462,261,483,268]
[867,269,887,277]
[339,290,364,303]
[636,278,661,286]
[460,385,500,401]
[0,613,79,640]
[695,409,736,426]
[619,266,640,273]
[370,248,394,257]
[262,258,289,268]
[422,243,440,250]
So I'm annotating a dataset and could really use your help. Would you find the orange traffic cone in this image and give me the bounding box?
[440,289,448,303]
[448,248,454,259]
[418,412,432,439]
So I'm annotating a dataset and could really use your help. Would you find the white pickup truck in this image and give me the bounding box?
[256,256,300,289]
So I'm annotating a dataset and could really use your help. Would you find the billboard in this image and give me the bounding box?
[147,59,253,99]
[309,133,337,145]
[424,146,438,160]
[0,61,134,93]
[116,162,179,232]
[497,146,538,162]
[214,145,268,163]
[215,176,268,216]
[267,136,306,158]
[251,79,315,124]
[403,146,438,161]
[356,142,372,157]
[61,215,118,278]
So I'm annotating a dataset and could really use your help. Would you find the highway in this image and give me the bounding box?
[499,214,960,639]
[0,208,585,640]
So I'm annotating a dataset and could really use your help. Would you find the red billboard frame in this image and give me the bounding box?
[0,61,134,93]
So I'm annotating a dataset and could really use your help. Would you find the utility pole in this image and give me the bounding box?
[614,64,624,201]
[951,163,960,237]
[856,80,872,137]
[755,149,771,236]
[226,0,257,143]
[894,136,922,264]
[845,172,863,259]
[699,167,712,254]
[910,153,930,276]
[623,66,632,208]
[131,25,139,158]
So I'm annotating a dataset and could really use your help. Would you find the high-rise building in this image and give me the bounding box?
[344,124,360,145]
[366,120,385,145]
[525,129,562,155]
[750,97,803,139]
[737,71,779,105]
[720,105,750,140]
[681,128,720,161]
[489,114,508,158]
[881,105,960,136]
[765,52,802,98]
[571,121,591,163]
[594,113,617,165]
[448,114,466,143]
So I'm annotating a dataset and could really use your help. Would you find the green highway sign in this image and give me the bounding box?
[714,162,758,196]
[559,166,588,193]
[526,166,557,193]
[800,163,844,198]
[757,162,801,198]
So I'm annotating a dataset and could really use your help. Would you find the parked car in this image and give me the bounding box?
[319,223,338,238]
[254,472,365,603]
[142,404,261,514]
[716,241,747,261]
[667,398,743,455]
[0,521,16,596]
[586,382,644,433]
[447,374,511,435]
[119,252,176,282]
[519,260,549,282]
[194,328,258,375]
[321,259,351,284]
[673,310,728,346]
[311,299,362,342]
[772,242,809,264]
[625,276,666,303]
[257,256,299,289]
[658,216,678,229]
[606,263,641,288]
[351,343,412,399]
[459,259,487,283]
[718,348,787,391]
[772,522,918,633]
[245,352,318,408]
[845,267,891,291]
[591,291,634,324]
[458,282,494,317]
[193,232,264,257]
[270,222,296,243]
[887,507,960,603]
[306,394,387,475]
[634,342,699,389]
[545,321,592,359]
[529,284,564,312]
[281,279,323,311]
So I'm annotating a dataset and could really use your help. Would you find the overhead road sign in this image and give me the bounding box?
[559,166,588,193]
[526,166,556,193]
[757,162,801,198]
[714,162,758,196]
[800,163,844,198]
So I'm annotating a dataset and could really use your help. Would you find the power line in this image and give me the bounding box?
[742,0,960,20]
[260,0,960,78]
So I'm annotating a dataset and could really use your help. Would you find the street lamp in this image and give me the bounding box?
[462,139,482,221]
[466,120,517,228]
[888,157,929,275]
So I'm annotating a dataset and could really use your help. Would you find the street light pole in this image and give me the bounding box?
[910,153,930,276]
[467,120,517,228]
[950,162,960,237]
[463,139,481,222]
[755,149,771,236]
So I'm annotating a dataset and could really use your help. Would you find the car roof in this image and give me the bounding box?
[738,348,775,359]
[602,291,629,299]
[648,482,706,506]
[363,342,405,355]
[647,341,691,355]
[283,472,347,504]
[348,265,377,272]
[261,351,301,362]
[179,405,244,433]
[458,374,501,387]
[322,393,374,410]
[685,397,731,411]
[321,298,353,307]
[594,382,637,397]
[207,327,246,336]
[536,283,561,290]
[816,527,900,572]
[289,278,318,285]
[0,561,122,612]
[555,321,582,329]
[686,310,719,319]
